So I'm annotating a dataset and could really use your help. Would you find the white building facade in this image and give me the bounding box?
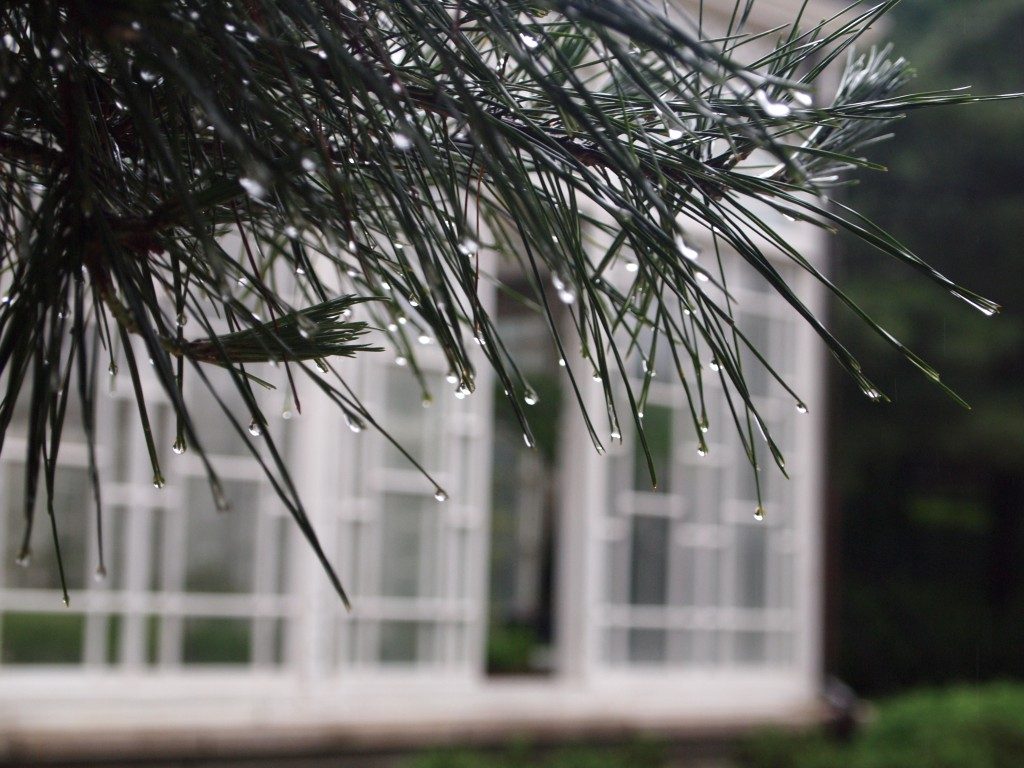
[0,0,834,759]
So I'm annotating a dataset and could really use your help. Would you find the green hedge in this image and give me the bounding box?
[739,683,1024,768]
[404,738,665,768]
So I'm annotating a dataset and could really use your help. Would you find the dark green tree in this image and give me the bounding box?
[832,0,1024,692]
[0,0,1013,605]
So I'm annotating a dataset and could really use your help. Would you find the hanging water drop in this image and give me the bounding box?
[172,437,187,455]
[446,371,459,385]
[708,360,720,372]
[697,446,708,457]
[15,549,30,567]
[675,233,700,261]
[213,484,231,512]
[284,225,300,239]
[558,358,566,367]
[176,313,187,327]
[524,390,538,406]
[458,237,479,255]
[108,361,118,376]
[520,33,540,49]
[625,261,639,273]
[795,402,808,414]
[523,433,535,448]
[755,89,791,117]
[395,356,408,367]
[392,132,413,151]
[94,564,107,582]
[754,506,765,521]
[248,420,262,437]
[152,473,166,489]
[418,334,432,345]
[347,416,365,433]
[793,90,814,107]
[433,488,449,502]
[239,176,267,200]
[282,408,294,420]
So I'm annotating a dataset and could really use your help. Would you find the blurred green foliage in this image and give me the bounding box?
[404,737,666,768]
[739,683,1024,768]
[833,0,1024,693]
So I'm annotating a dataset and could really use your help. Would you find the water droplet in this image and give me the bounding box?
[667,128,683,140]
[392,132,412,151]
[94,565,107,582]
[346,415,365,433]
[697,446,708,457]
[245,31,260,43]
[708,360,720,372]
[795,402,808,414]
[520,33,540,49]
[108,361,118,376]
[422,394,433,408]
[387,322,398,332]
[239,176,267,200]
[755,89,791,117]
[558,358,566,367]
[433,488,449,502]
[951,290,999,317]
[172,438,187,455]
[139,70,159,83]
[395,356,408,367]
[675,233,699,262]
[301,157,317,172]
[176,313,187,327]
[62,595,70,607]
[397,316,407,325]
[454,384,471,400]
[248,420,262,437]
[152,473,166,489]
[625,261,639,273]
[524,390,538,406]
[610,430,621,440]
[696,272,710,283]
[446,371,459,385]
[864,388,883,402]
[15,549,30,567]
[458,238,479,255]
[418,334,432,345]
[213,484,231,512]
[284,225,300,239]
[793,90,813,107]
[523,433,535,448]
[283,408,294,420]
[754,506,765,521]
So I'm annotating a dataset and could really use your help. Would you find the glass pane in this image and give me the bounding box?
[4,465,90,591]
[182,618,250,664]
[736,526,768,608]
[734,630,767,664]
[382,373,443,471]
[628,628,666,664]
[1,612,84,664]
[379,493,438,598]
[633,404,672,493]
[380,622,415,663]
[629,515,668,606]
[184,479,258,593]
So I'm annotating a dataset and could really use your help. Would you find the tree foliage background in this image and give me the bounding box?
[832,0,1024,693]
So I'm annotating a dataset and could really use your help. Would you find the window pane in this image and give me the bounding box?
[1,612,84,664]
[379,494,438,598]
[633,405,672,493]
[736,525,767,608]
[629,515,668,606]
[184,480,258,593]
[628,628,666,664]
[183,618,250,664]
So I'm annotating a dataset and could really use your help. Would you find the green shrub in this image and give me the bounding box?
[405,738,665,768]
[739,683,1024,768]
